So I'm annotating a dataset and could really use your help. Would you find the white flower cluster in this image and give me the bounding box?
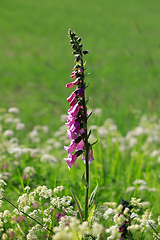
[53,216,103,240]
[50,196,72,209]
[35,185,52,200]
[0,180,6,200]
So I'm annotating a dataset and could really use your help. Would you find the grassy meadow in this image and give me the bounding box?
[0,0,160,239]
[0,0,160,133]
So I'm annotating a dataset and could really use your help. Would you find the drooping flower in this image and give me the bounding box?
[82,148,94,165]
[64,153,78,169]
[66,78,79,88]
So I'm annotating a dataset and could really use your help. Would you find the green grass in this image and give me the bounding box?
[0,0,160,134]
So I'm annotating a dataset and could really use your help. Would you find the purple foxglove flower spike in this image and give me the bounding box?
[64,29,94,171]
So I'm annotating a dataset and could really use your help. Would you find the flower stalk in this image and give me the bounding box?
[65,29,93,221]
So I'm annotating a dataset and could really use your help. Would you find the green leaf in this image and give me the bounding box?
[88,205,96,224]
[88,182,98,208]
[81,173,88,189]
[75,136,82,143]
[76,150,83,157]
[70,187,84,222]
[87,110,93,120]
[87,129,92,139]
[91,140,98,147]
[85,98,90,105]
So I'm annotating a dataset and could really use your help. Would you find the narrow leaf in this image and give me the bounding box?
[85,97,90,105]
[87,110,93,120]
[76,150,83,157]
[91,140,98,147]
[87,129,91,139]
[81,173,88,189]
[88,205,96,224]
[75,136,82,143]
[70,187,84,222]
[88,182,98,208]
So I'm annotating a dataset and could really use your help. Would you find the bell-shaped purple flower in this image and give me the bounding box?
[64,152,78,169]
[82,148,94,165]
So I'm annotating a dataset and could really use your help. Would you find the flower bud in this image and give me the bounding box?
[79,44,83,48]
[74,55,81,62]
[72,44,77,50]
[77,37,81,43]
[82,50,89,55]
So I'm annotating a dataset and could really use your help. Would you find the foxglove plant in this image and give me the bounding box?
[64,29,95,221]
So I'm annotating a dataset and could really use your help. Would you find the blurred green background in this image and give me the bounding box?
[0,0,160,134]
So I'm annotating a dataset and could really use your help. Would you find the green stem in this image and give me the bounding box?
[81,56,89,221]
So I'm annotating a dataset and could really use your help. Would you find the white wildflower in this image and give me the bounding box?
[98,126,108,137]
[133,179,147,185]
[24,186,30,192]
[3,129,14,137]
[53,225,73,240]
[69,217,80,232]
[17,193,30,209]
[113,213,126,225]
[106,225,121,239]
[16,122,25,130]
[0,200,3,207]
[53,186,64,194]
[24,166,36,177]
[127,224,140,232]
[8,107,20,114]
[7,147,23,155]
[0,180,7,187]
[129,137,138,147]
[130,198,142,208]
[141,201,150,208]
[109,124,117,132]
[123,207,130,215]
[91,222,103,236]
[54,141,62,148]
[42,125,49,133]
[103,208,114,220]
[133,126,144,136]
[60,114,67,123]
[79,221,90,234]
[150,150,159,157]
[93,108,103,116]
[46,138,55,144]
[9,137,19,144]
[115,204,123,213]
[126,186,135,193]
[3,210,10,218]
[26,224,41,240]
[40,154,57,165]
[138,185,148,191]
[13,117,21,123]
[1,233,8,239]
[29,130,39,138]
[24,206,30,213]
[36,186,52,199]
[104,202,116,209]
[4,117,14,124]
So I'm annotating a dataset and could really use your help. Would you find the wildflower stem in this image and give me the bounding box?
[81,56,89,221]
[2,195,54,234]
